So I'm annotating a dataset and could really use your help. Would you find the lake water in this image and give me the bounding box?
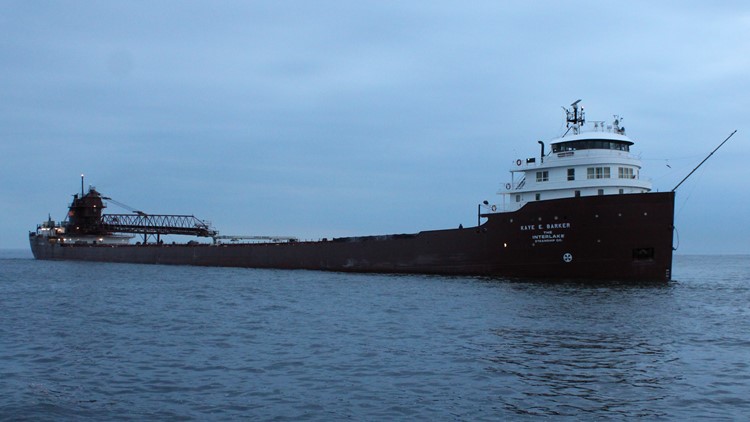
[1,250,748,420]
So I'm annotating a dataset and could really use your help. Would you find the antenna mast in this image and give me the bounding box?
[564,99,585,135]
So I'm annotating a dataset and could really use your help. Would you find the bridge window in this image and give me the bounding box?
[587,167,610,179]
[618,167,634,179]
[536,171,549,182]
[552,140,632,153]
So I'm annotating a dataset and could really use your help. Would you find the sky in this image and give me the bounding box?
[1,1,748,254]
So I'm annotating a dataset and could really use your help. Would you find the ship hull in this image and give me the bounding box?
[30,192,675,281]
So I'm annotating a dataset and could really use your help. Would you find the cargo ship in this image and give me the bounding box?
[30,101,676,281]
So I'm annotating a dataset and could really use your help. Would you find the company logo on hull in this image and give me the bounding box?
[520,222,572,244]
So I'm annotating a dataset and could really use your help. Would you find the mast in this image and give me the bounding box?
[564,99,585,135]
[672,130,737,192]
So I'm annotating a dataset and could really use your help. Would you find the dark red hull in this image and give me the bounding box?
[30,192,675,281]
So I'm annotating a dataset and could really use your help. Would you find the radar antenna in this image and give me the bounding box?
[563,99,585,135]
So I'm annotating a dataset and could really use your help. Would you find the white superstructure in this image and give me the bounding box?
[497,100,651,212]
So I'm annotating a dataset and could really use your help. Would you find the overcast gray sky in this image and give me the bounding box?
[2,1,748,254]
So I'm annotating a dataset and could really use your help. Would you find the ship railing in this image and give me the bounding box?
[497,176,526,197]
[213,235,299,244]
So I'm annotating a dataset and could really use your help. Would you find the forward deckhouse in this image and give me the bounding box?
[495,102,650,212]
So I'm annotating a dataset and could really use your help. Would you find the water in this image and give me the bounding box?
[1,250,749,420]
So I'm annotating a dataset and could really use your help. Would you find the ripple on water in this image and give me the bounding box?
[0,254,749,420]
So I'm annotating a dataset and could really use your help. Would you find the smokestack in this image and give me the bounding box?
[537,141,545,164]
